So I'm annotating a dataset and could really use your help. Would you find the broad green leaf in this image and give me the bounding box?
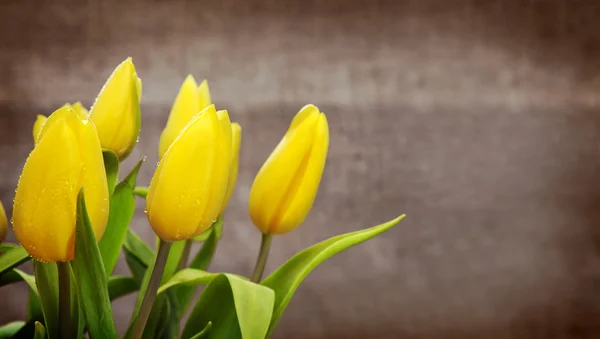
[69,268,84,339]
[13,269,37,293]
[99,157,144,275]
[0,246,29,276]
[181,274,274,339]
[0,321,25,338]
[158,269,219,295]
[133,186,148,198]
[0,269,21,286]
[173,220,221,314]
[33,261,59,339]
[0,243,17,253]
[261,215,405,336]
[108,276,138,301]
[189,322,211,339]
[124,229,154,267]
[71,190,118,338]
[27,287,43,322]
[33,322,46,339]
[102,149,119,196]
[124,249,147,286]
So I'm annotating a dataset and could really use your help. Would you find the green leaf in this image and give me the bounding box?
[33,322,46,339]
[0,246,29,276]
[69,268,84,339]
[133,186,148,198]
[261,215,405,336]
[33,261,59,339]
[0,243,17,253]
[0,321,25,338]
[102,149,120,196]
[13,268,37,293]
[0,269,21,286]
[173,220,221,314]
[157,269,219,295]
[124,250,147,286]
[99,157,145,275]
[27,287,43,322]
[181,274,274,339]
[124,230,154,267]
[189,322,211,339]
[108,276,138,301]
[71,189,118,338]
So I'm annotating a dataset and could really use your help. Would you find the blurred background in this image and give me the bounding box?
[2,0,600,338]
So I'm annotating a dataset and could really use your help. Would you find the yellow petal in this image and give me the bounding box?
[220,122,241,214]
[158,75,202,158]
[70,102,89,119]
[248,107,321,233]
[198,80,211,111]
[78,120,110,242]
[271,113,329,233]
[13,112,83,262]
[0,201,7,243]
[136,75,142,103]
[147,105,220,241]
[88,57,141,160]
[32,115,47,144]
[36,106,79,144]
[203,110,232,223]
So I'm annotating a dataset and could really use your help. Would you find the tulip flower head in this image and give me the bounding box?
[89,57,142,160]
[13,106,109,262]
[220,123,242,215]
[32,102,89,144]
[0,201,7,243]
[249,104,329,234]
[147,105,232,241]
[158,75,211,158]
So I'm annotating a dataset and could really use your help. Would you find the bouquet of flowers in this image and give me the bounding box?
[0,58,404,339]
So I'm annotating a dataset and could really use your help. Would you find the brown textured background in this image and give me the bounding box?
[2,0,600,338]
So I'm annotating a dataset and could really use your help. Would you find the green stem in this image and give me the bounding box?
[130,239,172,339]
[57,262,70,339]
[251,233,272,283]
[178,239,193,271]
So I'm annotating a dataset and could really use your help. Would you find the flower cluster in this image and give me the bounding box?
[0,58,403,339]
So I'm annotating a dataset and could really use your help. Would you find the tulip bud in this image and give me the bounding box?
[249,104,329,234]
[0,201,7,243]
[158,75,212,158]
[13,107,109,262]
[220,123,242,214]
[32,102,89,144]
[89,57,142,160]
[146,105,232,241]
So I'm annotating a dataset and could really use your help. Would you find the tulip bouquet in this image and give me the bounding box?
[0,58,405,339]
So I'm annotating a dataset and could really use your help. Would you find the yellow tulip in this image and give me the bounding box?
[249,104,329,234]
[32,115,47,143]
[32,102,89,144]
[0,201,7,243]
[13,106,109,262]
[89,57,142,160]
[220,123,242,214]
[146,105,232,241]
[158,75,211,158]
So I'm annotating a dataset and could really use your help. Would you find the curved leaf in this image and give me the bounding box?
[0,246,29,276]
[0,321,25,338]
[189,322,211,339]
[108,276,138,301]
[158,269,219,295]
[124,230,154,267]
[71,190,118,338]
[261,215,405,336]
[99,157,144,275]
[102,149,119,196]
[33,322,46,339]
[0,243,17,253]
[182,274,274,339]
